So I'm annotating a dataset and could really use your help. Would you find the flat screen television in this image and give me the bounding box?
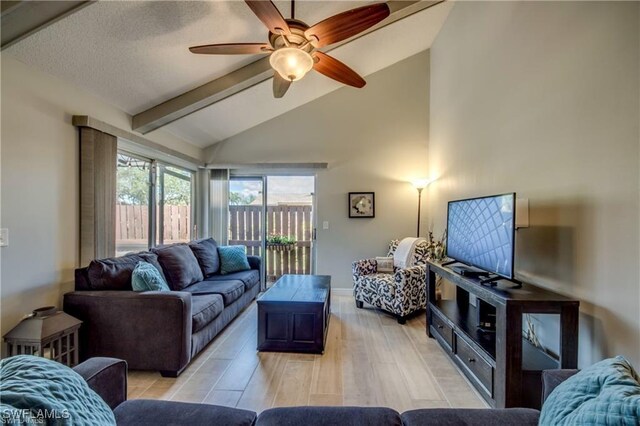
[446,193,516,280]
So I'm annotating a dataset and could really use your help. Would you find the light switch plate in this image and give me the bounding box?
[322,221,329,230]
[0,228,8,247]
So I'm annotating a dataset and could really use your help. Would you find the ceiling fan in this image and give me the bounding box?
[189,0,391,98]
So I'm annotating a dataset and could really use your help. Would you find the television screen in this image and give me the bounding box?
[446,193,515,279]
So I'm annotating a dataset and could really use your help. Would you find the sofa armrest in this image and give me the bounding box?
[64,291,192,375]
[542,369,579,404]
[73,357,127,410]
[247,255,261,271]
[353,259,377,277]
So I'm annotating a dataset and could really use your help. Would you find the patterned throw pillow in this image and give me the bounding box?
[218,245,251,275]
[539,356,640,425]
[132,261,170,292]
[376,257,394,273]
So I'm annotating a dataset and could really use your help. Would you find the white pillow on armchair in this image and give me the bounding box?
[375,257,394,273]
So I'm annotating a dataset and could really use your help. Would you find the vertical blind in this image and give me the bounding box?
[79,127,117,265]
[209,169,230,245]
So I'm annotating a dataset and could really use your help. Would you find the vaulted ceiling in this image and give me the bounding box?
[5,1,453,148]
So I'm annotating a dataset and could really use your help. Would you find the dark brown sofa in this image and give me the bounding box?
[64,238,261,377]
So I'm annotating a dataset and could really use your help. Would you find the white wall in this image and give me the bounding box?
[428,1,640,367]
[0,56,203,340]
[205,52,430,288]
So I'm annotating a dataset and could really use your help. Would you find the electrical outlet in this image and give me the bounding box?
[322,221,329,230]
[0,228,8,247]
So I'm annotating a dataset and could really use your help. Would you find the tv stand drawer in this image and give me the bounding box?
[455,333,493,397]
[430,306,454,350]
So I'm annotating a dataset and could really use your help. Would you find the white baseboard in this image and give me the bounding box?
[331,288,353,296]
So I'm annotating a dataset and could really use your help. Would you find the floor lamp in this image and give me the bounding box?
[411,179,430,237]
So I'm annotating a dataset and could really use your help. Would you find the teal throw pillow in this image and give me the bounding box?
[540,356,640,425]
[0,355,116,425]
[132,261,170,292]
[218,245,251,275]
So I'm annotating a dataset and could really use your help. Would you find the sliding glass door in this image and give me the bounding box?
[228,175,315,287]
[228,177,265,257]
[265,176,315,285]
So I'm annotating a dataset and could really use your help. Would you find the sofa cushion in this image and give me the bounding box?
[185,280,244,306]
[152,244,204,290]
[205,270,260,291]
[87,253,157,291]
[540,356,640,425]
[132,261,170,292]
[191,294,224,333]
[218,245,251,275]
[402,408,540,426]
[257,406,402,426]
[189,238,220,277]
[114,399,256,426]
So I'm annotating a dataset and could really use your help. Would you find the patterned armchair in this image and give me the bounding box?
[352,239,429,324]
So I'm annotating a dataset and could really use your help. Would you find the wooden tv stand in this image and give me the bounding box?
[426,261,579,409]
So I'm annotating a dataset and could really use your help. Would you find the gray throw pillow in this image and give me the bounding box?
[152,244,204,290]
[189,238,220,277]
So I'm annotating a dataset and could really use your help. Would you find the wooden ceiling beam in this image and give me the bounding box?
[1,1,94,50]
[132,0,445,134]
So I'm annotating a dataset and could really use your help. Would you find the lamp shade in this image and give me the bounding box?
[270,47,314,82]
[411,178,430,190]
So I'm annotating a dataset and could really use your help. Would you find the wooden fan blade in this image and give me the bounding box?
[305,3,390,48]
[245,0,290,35]
[313,51,365,88]
[273,72,291,98]
[189,43,271,55]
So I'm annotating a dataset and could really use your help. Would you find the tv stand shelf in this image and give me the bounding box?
[426,261,579,409]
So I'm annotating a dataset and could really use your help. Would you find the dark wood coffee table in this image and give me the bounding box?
[257,274,331,354]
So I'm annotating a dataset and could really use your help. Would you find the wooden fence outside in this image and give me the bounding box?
[229,204,313,281]
[116,203,313,282]
[115,204,190,245]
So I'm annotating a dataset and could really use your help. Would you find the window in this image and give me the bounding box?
[116,153,152,256]
[157,165,193,245]
[115,151,194,256]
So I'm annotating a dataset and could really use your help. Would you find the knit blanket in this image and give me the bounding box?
[394,237,426,269]
[0,355,115,425]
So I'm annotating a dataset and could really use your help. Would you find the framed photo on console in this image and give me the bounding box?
[349,192,375,218]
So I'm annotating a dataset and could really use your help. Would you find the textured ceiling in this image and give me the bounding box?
[6,1,453,148]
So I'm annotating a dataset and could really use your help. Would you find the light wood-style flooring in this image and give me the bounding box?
[127,294,486,413]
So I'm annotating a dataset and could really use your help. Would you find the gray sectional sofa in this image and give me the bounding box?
[64,238,261,377]
[77,357,564,425]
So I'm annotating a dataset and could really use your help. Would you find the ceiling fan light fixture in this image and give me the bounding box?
[269,47,314,82]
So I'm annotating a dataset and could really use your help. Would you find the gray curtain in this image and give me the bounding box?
[209,169,229,245]
[79,127,117,265]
